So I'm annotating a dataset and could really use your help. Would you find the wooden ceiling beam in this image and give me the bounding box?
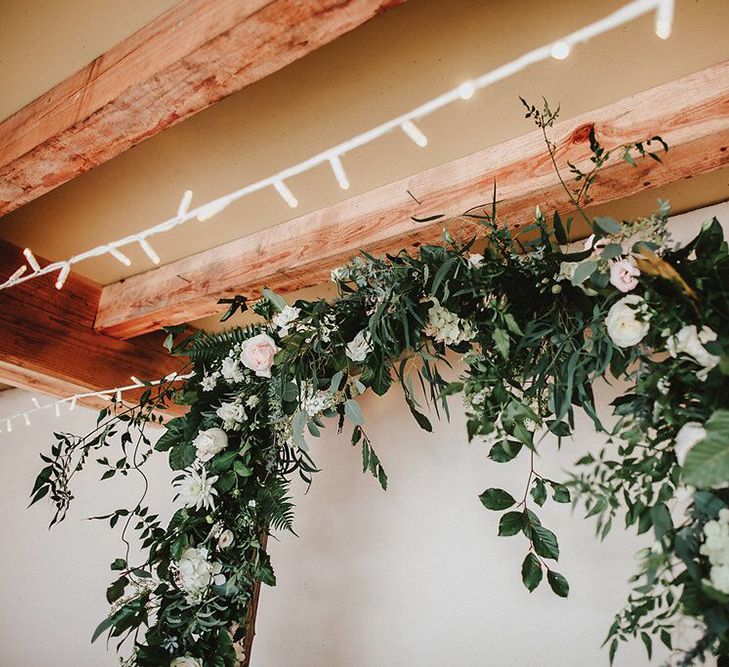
[0,240,185,412]
[0,0,405,217]
[95,60,729,339]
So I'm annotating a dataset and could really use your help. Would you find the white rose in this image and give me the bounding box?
[674,422,706,466]
[667,325,720,379]
[171,657,202,667]
[605,295,650,348]
[218,529,234,549]
[193,427,228,462]
[609,258,640,293]
[216,401,246,424]
[468,253,484,268]
[240,333,278,377]
[346,330,373,363]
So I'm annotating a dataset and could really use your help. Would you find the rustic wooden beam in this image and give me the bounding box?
[96,60,729,339]
[0,240,185,411]
[0,0,405,217]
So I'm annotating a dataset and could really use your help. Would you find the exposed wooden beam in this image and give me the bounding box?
[97,61,729,339]
[0,0,405,217]
[0,240,185,412]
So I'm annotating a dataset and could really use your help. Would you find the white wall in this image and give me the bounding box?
[2,202,727,666]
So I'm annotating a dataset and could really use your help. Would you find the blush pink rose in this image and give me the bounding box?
[239,333,278,377]
[609,258,640,293]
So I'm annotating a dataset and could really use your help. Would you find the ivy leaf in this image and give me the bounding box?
[498,511,525,536]
[547,570,569,597]
[532,525,559,560]
[106,577,127,604]
[550,483,571,504]
[110,558,127,571]
[521,553,542,592]
[489,440,522,463]
[531,479,547,506]
[479,488,516,511]
[683,410,729,488]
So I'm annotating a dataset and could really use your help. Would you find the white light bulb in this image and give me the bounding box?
[458,81,475,100]
[108,247,132,267]
[23,413,31,426]
[401,121,428,148]
[23,248,41,272]
[54,402,60,417]
[178,190,193,216]
[655,0,673,39]
[55,263,71,290]
[329,156,350,190]
[6,419,12,433]
[8,265,27,283]
[273,180,299,208]
[138,238,161,265]
[550,41,570,60]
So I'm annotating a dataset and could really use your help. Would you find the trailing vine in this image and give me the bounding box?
[32,101,729,665]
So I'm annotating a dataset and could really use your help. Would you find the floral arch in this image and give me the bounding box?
[31,103,729,666]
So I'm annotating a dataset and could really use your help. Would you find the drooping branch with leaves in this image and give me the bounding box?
[32,101,729,666]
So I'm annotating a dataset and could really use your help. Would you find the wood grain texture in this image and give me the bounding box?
[0,239,185,411]
[96,60,729,338]
[0,0,405,216]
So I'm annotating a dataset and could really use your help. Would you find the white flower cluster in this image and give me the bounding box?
[346,330,373,362]
[302,386,337,417]
[200,370,220,392]
[319,312,337,343]
[174,547,225,604]
[667,324,720,381]
[701,509,729,594]
[425,300,475,346]
[272,306,300,337]
[464,386,491,414]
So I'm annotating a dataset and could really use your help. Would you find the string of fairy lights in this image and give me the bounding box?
[0,0,673,293]
[0,0,675,434]
[0,372,193,434]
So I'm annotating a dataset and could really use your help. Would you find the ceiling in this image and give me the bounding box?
[1,0,728,332]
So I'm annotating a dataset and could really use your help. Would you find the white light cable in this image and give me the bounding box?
[0,0,671,292]
[0,372,194,434]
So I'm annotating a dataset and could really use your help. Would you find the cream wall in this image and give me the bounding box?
[2,203,729,666]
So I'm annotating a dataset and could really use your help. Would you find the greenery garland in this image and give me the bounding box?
[31,101,729,666]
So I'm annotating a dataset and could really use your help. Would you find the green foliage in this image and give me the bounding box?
[29,98,729,665]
